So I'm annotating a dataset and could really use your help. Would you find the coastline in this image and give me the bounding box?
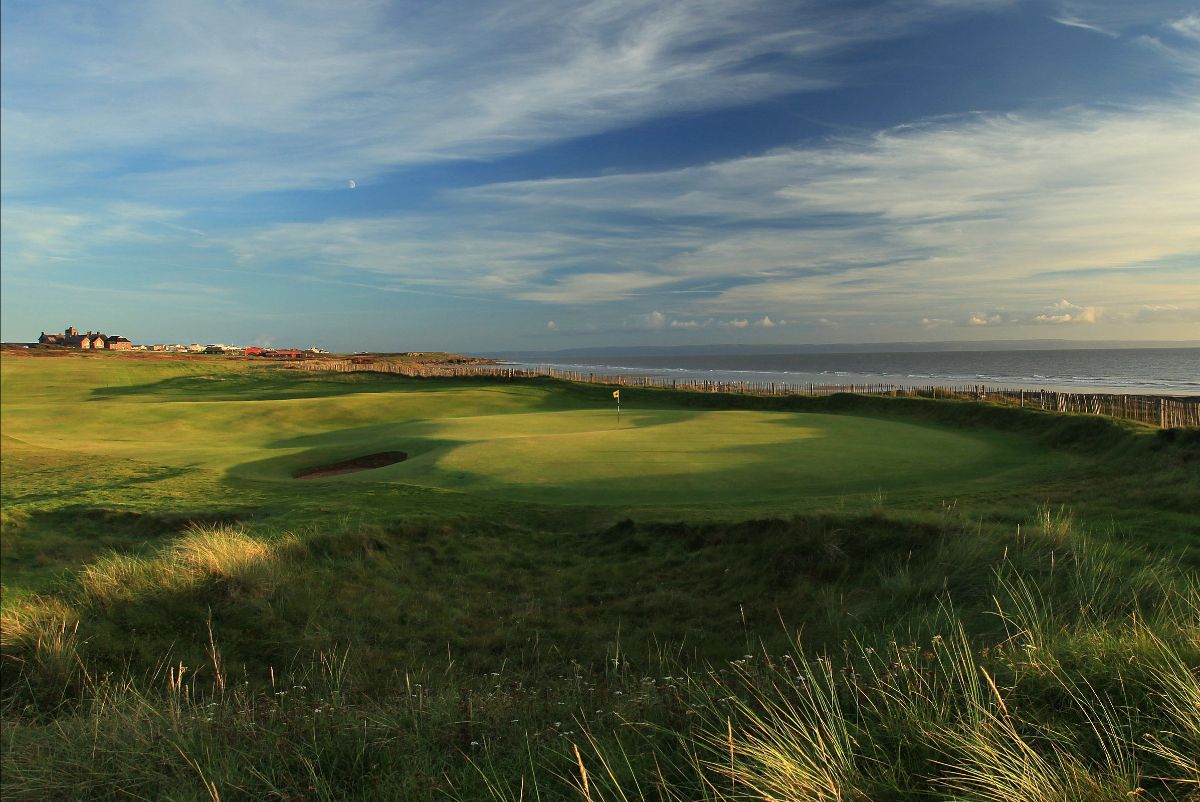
[500,358,1200,397]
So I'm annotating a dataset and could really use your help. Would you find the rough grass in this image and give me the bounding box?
[2,514,1197,801]
[72,525,283,608]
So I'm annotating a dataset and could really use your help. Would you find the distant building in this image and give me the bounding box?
[244,346,264,356]
[38,326,134,350]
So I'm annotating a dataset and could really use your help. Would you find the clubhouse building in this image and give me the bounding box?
[38,326,133,350]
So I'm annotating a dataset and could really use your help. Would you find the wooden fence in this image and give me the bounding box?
[291,360,1200,429]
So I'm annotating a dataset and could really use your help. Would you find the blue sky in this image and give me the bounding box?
[2,0,1198,351]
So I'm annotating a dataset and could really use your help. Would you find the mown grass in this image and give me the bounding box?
[1,354,1197,799]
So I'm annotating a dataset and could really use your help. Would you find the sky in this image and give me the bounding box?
[2,0,1198,352]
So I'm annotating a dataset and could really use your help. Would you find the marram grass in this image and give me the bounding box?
[3,517,1198,801]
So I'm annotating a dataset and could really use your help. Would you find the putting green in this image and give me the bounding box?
[1,357,1066,512]
[237,407,1051,505]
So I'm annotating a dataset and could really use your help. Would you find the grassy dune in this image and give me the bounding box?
[1,353,1197,800]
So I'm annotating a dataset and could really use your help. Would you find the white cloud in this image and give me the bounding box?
[631,310,668,331]
[969,313,1003,326]
[1171,14,1200,41]
[755,315,777,328]
[1034,299,1102,324]
[546,320,558,330]
[1050,16,1117,37]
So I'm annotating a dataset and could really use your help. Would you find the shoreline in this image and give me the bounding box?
[501,360,1200,398]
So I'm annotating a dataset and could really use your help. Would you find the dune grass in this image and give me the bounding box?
[2,510,1197,801]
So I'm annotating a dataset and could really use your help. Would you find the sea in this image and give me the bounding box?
[503,347,1200,396]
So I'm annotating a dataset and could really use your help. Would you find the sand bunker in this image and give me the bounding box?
[295,451,408,479]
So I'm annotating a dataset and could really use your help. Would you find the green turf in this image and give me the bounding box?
[3,353,1198,802]
[2,356,1065,506]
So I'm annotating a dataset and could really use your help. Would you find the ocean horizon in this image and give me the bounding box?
[501,346,1200,396]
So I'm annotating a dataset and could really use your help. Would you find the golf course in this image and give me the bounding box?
[3,354,1070,520]
[2,352,1198,801]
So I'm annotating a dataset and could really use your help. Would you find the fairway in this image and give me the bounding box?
[1,356,1063,513]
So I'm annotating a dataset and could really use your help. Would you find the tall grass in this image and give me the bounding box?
[550,577,1198,802]
[496,533,1200,802]
[3,513,1197,800]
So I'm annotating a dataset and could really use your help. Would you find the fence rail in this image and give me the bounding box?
[290,360,1200,429]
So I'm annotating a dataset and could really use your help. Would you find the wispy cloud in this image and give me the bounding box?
[183,97,1199,339]
[460,101,1200,320]
[1050,16,1118,37]
[1049,1,1193,36]
[1,0,1016,199]
[0,203,190,267]
[1170,13,1200,40]
[1137,12,1200,75]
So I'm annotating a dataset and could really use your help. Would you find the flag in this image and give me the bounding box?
[613,390,620,400]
